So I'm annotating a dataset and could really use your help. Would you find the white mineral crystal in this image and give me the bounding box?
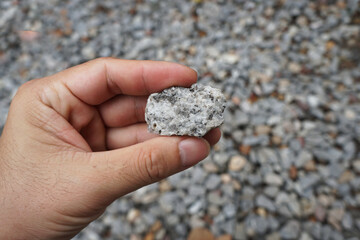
[145,83,226,137]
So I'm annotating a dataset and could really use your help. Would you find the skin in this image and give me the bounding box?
[0,58,221,240]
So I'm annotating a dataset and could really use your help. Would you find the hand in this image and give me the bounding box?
[0,58,221,239]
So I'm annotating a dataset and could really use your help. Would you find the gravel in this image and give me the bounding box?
[1,0,360,239]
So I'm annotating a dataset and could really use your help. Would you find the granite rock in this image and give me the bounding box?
[145,84,226,137]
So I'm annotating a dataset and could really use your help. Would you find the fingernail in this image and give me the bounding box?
[179,138,210,168]
[190,67,199,77]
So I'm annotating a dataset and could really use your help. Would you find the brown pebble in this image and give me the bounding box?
[239,145,251,155]
[289,165,298,180]
[228,155,247,172]
[217,234,232,240]
[150,221,162,233]
[255,125,271,135]
[144,232,154,240]
[203,162,219,173]
[271,135,282,145]
[231,96,241,105]
[159,180,171,192]
[326,40,336,51]
[203,214,213,225]
[256,207,267,217]
[304,160,316,171]
[338,170,354,184]
[187,228,215,240]
[221,174,232,183]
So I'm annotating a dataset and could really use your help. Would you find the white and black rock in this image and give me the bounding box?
[145,83,226,137]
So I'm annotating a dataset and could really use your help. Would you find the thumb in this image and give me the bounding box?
[91,137,210,198]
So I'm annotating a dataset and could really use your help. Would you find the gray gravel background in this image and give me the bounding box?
[1,0,360,239]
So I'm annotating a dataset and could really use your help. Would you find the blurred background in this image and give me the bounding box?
[1,0,360,239]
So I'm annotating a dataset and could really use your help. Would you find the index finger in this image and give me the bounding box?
[53,58,198,105]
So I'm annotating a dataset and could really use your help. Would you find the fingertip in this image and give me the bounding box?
[203,128,222,146]
[172,63,198,87]
[179,137,210,168]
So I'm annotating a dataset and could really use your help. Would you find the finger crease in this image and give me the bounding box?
[133,97,141,122]
[140,64,150,95]
[104,61,122,96]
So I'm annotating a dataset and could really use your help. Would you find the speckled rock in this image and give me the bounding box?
[145,84,226,137]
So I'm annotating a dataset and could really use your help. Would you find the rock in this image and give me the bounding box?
[223,203,236,218]
[155,229,166,240]
[188,185,206,196]
[127,209,141,223]
[221,53,239,64]
[338,170,354,184]
[356,219,360,230]
[256,207,267,217]
[327,207,345,231]
[264,186,279,198]
[242,135,269,146]
[239,145,252,155]
[314,205,326,222]
[150,221,162,233]
[144,232,154,240]
[341,212,353,230]
[304,160,316,171]
[208,204,220,216]
[81,46,96,59]
[299,232,313,240]
[353,160,360,173]
[208,191,226,205]
[187,228,215,240]
[216,234,232,240]
[266,232,281,240]
[307,95,320,108]
[189,200,204,214]
[206,174,222,190]
[271,135,282,145]
[247,174,262,186]
[256,194,276,212]
[232,130,243,143]
[203,162,219,173]
[159,180,172,192]
[255,125,271,135]
[289,166,298,180]
[221,174,232,184]
[296,150,313,168]
[190,215,205,228]
[317,194,333,208]
[267,216,279,232]
[288,62,302,73]
[299,174,321,190]
[130,235,141,240]
[228,155,247,171]
[245,214,268,235]
[279,220,300,239]
[265,173,284,186]
[234,110,250,126]
[213,153,229,166]
[145,84,226,137]
[234,223,246,240]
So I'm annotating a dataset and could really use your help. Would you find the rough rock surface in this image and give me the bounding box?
[145,84,226,137]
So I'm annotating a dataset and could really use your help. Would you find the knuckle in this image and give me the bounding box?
[16,80,35,95]
[11,80,40,108]
[137,148,168,182]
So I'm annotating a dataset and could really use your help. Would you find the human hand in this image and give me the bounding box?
[0,58,221,239]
